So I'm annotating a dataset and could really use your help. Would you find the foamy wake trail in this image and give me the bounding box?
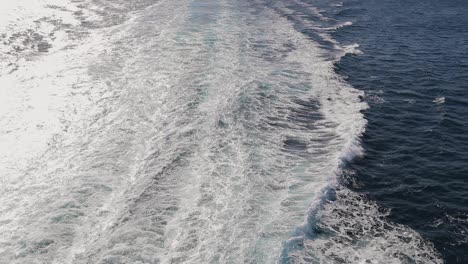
[0,0,442,263]
[284,189,442,264]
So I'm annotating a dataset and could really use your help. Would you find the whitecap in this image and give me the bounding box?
[343,43,364,55]
[433,96,445,105]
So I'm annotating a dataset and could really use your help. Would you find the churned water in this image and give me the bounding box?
[0,0,462,263]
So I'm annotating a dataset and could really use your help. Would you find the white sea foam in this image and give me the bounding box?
[433,96,445,105]
[343,43,364,55]
[273,1,362,60]
[337,21,353,29]
[0,0,83,72]
[0,0,442,263]
[75,1,370,262]
[324,21,353,31]
[286,189,443,264]
[0,0,78,31]
[287,0,331,21]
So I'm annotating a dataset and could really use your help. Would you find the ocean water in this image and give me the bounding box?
[0,0,463,263]
[308,0,468,263]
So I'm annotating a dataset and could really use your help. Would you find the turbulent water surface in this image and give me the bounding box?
[310,0,468,263]
[0,0,455,263]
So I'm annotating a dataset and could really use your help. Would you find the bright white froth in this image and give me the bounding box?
[0,0,442,263]
[286,189,443,264]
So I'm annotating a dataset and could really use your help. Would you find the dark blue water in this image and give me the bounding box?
[304,0,468,263]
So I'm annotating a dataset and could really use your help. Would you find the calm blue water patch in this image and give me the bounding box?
[307,0,468,263]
